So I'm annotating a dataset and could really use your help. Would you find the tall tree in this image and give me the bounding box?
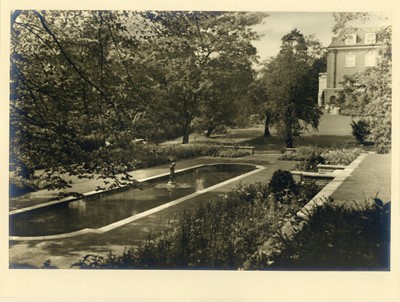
[10,10,267,192]
[144,11,266,143]
[260,29,325,147]
[10,10,156,189]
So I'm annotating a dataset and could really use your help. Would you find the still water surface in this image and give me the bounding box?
[10,164,255,237]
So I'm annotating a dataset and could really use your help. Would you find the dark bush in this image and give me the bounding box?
[376,144,390,154]
[77,135,105,152]
[268,169,298,197]
[296,152,325,172]
[9,179,36,197]
[351,119,372,145]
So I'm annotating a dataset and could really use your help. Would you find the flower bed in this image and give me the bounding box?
[217,149,250,158]
[279,146,362,172]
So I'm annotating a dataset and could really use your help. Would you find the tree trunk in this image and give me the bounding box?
[182,120,191,144]
[285,132,293,148]
[264,112,271,137]
[205,125,216,138]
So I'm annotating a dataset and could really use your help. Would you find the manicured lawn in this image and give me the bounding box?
[168,114,358,149]
[247,115,358,150]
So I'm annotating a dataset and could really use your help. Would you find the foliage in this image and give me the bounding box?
[10,10,267,190]
[248,198,390,270]
[280,146,362,169]
[98,143,223,170]
[295,152,325,172]
[10,10,160,190]
[335,15,391,150]
[279,146,322,161]
[217,149,250,158]
[320,148,361,166]
[268,170,298,200]
[332,12,371,34]
[42,259,58,269]
[143,11,267,144]
[351,119,372,145]
[71,180,318,269]
[9,176,36,197]
[259,29,325,147]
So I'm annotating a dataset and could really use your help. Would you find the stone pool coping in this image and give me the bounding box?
[9,163,265,241]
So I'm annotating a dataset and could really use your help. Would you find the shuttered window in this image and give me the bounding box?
[345,34,357,45]
[345,52,356,67]
[365,33,376,44]
[365,51,377,67]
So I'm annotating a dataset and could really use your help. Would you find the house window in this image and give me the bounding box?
[365,33,376,44]
[365,51,377,67]
[345,34,357,45]
[345,52,356,67]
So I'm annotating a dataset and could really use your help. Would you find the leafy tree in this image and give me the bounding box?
[10,10,266,193]
[246,74,271,137]
[144,11,266,143]
[10,10,157,190]
[198,50,257,137]
[260,29,324,147]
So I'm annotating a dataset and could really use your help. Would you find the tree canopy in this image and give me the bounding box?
[143,11,265,143]
[10,10,266,190]
[259,29,325,147]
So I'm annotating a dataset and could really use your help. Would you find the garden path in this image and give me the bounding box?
[331,153,391,204]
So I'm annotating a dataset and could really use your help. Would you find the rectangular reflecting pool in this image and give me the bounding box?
[10,164,256,237]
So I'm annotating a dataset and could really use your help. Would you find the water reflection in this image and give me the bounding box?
[67,199,87,214]
[196,178,205,191]
[10,164,256,237]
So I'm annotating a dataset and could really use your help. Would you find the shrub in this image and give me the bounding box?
[376,144,390,154]
[321,148,362,166]
[351,119,372,145]
[106,143,222,171]
[9,177,36,197]
[281,146,362,169]
[217,150,250,158]
[295,153,325,172]
[268,170,298,201]
[248,198,390,270]
[279,146,322,161]
[77,135,105,152]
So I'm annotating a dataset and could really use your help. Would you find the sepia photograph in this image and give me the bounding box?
[1,0,399,301]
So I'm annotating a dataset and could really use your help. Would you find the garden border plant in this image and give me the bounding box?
[246,197,390,270]
[279,146,362,172]
[70,171,321,270]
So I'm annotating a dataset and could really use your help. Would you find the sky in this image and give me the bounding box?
[252,12,391,63]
